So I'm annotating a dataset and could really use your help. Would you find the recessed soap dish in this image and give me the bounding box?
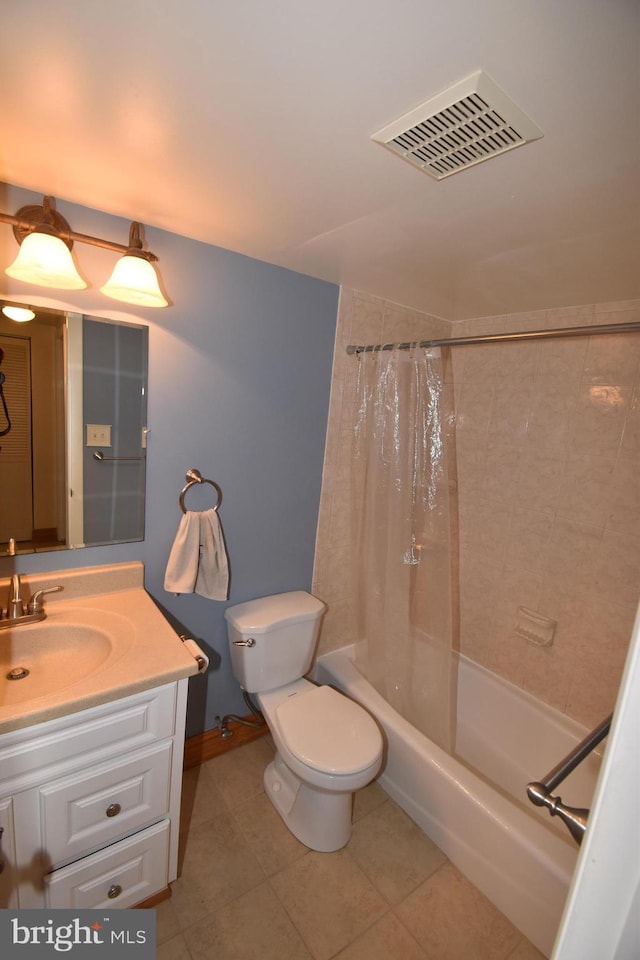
[515,606,556,647]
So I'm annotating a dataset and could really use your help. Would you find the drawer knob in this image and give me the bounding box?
[106,803,122,818]
[108,884,122,899]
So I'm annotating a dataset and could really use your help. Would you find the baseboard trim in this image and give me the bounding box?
[135,886,171,909]
[184,715,268,768]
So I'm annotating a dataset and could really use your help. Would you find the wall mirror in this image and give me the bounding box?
[0,299,148,554]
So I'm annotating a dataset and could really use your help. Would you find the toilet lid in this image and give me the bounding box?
[276,685,381,775]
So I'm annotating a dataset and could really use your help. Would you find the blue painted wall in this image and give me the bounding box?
[0,183,339,735]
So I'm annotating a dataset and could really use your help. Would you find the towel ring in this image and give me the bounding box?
[179,468,222,514]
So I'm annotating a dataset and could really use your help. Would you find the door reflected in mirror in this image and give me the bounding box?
[0,300,148,554]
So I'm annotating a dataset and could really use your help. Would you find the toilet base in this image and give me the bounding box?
[264,753,353,852]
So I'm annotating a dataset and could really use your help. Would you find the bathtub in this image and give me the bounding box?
[314,645,603,958]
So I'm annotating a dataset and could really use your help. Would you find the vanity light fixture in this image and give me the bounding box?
[2,304,35,322]
[100,221,168,307]
[7,227,87,290]
[0,195,169,308]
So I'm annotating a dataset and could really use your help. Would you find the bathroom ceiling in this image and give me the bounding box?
[1,0,638,321]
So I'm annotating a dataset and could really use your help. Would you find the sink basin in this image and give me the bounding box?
[0,609,134,706]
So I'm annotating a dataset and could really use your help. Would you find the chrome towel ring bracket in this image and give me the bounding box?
[179,468,222,514]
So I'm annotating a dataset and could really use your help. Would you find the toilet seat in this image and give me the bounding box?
[276,684,381,776]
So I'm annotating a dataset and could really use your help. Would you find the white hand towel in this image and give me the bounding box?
[195,508,229,600]
[164,508,229,600]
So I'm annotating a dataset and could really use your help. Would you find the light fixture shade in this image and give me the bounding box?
[5,231,87,289]
[100,254,168,308]
[2,305,35,322]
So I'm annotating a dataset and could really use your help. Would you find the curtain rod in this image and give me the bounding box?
[345,321,640,355]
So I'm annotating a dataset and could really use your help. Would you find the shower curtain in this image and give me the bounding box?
[351,347,456,751]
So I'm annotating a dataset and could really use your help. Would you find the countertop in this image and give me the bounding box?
[0,561,201,735]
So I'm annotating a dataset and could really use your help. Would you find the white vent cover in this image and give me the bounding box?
[372,71,543,180]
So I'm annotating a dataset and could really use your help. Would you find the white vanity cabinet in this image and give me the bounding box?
[0,796,18,908]
[0,679,188,909]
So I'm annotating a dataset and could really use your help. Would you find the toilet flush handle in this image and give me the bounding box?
[233,637,256,647]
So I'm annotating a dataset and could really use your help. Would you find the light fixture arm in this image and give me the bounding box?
[0,197,158,261]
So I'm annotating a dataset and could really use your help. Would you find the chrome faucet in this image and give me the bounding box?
[7,573,25,619]
[1,575,63,630]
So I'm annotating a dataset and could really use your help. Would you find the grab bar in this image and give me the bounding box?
[527,713,612,845]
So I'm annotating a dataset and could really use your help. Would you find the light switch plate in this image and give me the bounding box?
[86,423,112,447]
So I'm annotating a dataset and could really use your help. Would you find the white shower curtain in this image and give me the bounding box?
[351,347,456,751]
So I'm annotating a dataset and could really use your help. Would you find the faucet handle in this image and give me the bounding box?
[26,585,64,615]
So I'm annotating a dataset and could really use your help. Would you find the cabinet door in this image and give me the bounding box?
[40,742,172,866]
[45,820,170,909]
[0,798,18,908]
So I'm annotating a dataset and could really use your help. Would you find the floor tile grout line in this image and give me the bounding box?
[266,865,395,960]
[386,904,434,960]
[265,872,325,960]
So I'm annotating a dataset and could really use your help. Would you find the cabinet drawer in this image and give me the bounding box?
[0,684,176,791]
[45,819,170,909]
[41,741,172,866]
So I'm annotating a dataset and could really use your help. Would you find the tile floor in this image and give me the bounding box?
[156,738,546,960]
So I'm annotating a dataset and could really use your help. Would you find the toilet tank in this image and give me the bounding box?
[225,591,326,693]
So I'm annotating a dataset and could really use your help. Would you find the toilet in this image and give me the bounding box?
[225,591,383,852]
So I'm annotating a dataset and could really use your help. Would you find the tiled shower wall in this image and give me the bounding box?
[313,289,640,729]
[451,300,640,726]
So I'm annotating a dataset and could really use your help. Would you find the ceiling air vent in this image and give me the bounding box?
[372,71,543,180]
